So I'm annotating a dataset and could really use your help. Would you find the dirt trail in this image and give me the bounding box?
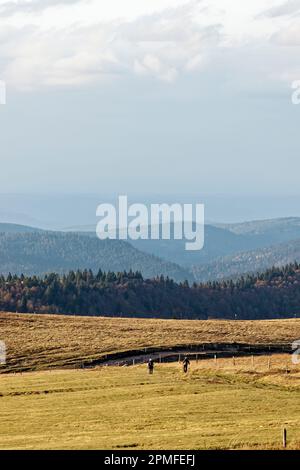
[84,342,292,368]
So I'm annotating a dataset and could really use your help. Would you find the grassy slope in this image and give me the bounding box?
[0,313,300,372]
[0,356,299,450]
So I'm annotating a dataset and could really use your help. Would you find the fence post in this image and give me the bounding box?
[232,356,235,367]
[196,353,198,364]
[214,354,217,366]
[282,428,287,448]
[251,355,254,368]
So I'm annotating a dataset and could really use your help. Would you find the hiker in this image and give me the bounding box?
[148,358,154,374]
[183,356,190,373]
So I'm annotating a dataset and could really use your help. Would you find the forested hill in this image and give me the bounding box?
[0,223,43,233]
[192,238,300,282]
[0,232,192,282]
[1,263,300,320]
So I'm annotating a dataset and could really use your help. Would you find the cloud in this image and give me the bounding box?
[0,0,299,90]
[263,1,300,47]
[260,0,300,18]
[134,55,178,83]
[0,0,83,17]
[1,23,124,88]
[271,18,300,47]
[0,1,224,89]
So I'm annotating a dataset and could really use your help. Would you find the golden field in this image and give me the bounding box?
[0,355,299,450]
[0,313,300,372]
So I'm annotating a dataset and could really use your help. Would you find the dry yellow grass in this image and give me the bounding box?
[1,314,299,450]
[0,313,300,372]
[0,355,299,450]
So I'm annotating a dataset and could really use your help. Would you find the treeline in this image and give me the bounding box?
[0,263,300,320]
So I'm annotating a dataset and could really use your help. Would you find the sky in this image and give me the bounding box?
[0,0,300,224]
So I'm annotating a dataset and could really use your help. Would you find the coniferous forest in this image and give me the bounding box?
[0,263,300,320]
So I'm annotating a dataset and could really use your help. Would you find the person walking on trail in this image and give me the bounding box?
[148,358,154,374]
[183,356,190,373]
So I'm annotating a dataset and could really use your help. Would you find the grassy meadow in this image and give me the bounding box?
[0,313,300,449]
[0,313,300,372]
[0,355,299,450]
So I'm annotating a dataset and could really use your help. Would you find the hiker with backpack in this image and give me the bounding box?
[148,358,154,374]
[183,356,190,373]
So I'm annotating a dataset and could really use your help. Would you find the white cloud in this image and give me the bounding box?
[0,0,299,90]
[271,16,300,46]
[260,0,300,18]
[0,0,82,17]
[134,55,178,83]
[0,1,224,88]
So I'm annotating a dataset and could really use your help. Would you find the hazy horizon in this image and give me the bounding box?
[0,0,300,225]
[0,0,300,205]
[1,192,300,229]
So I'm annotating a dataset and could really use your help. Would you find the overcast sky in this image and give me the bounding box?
[0,0,299,208]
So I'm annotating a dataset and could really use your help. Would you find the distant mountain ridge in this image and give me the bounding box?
[189,218,300,281]
[64,218,300,268]
[0,231,193,282]
[215,217,300,235]
[64,222,294,267]
[3,218,300,283]
[0,223,43,233]
[191,238,300,282]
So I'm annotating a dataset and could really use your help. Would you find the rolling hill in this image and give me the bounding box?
[3,218,300,284]
[191,238,300,282]
[0,232,192,282]
[119,218,300,267]
[216,217,300,242]
[1,312,299,372]
[63,223,250,264]
[0,223,43,233]
[129,224,256,266]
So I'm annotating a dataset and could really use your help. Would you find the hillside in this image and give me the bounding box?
[3,219,300,283]
[123,218,300,267]
[216,217,300,241]
[0,232,192,282]
[1,263,300,319]
[66,219,300,267]
[129,224,255,266]
[64,223,253,266]
[0,313,299,372]
[192,238,300,282]
[0,223,42,233]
